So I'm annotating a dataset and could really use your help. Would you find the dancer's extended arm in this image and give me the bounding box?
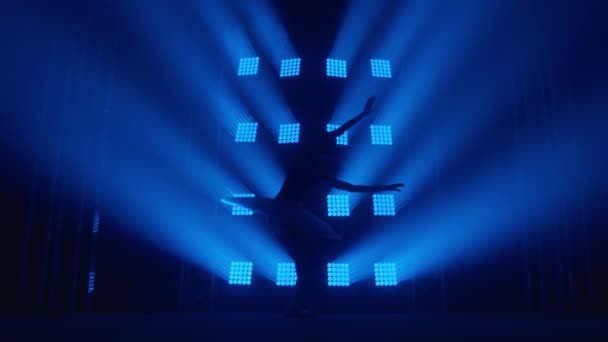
[328,96,376,138]
[327,178,404,193]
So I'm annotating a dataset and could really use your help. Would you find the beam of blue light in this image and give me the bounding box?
[338,109,606,283]
[221,141,285,198]
[338,1,503,211]
[338,129,399,210]
[114,0,287,197]
[236,0,298,70]
[196,1,295,135]
[330,1,433,125]
[101,162,245,281]
[6,69,289,282]
[105,152,289,282]
[3,2,294,282]
[330,0,390,64]
[200,78,285,196]
[332,1,485,145]
[194,1,255,71]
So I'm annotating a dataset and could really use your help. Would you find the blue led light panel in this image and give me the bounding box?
[326,124,348,145]
[92,210,100,233]
[280,58,301,77]
[232,205,253,216]
[238,57,260,76]
[88,272,96,294]
[229,261,253,285]
[374,263,397,286]
[327,263,350,286]
[373,194,396,216]
[235,122,258,142]
[233,193,255,198]
[327,194,350,217]
[370,59,392,78]
[326,58,347,78]
[231,193,254,216]
[370,125,393,145]
[278,123,300,144]
[276,262,297,286]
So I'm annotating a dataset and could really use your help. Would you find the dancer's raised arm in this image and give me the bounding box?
[327,96,376,138]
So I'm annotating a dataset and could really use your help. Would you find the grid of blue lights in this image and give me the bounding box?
[327,194,350,217]
[370,125,393,145]
[232,206,253,216]
[235,122,258,142]
[233,193,255,198]
[374,263,398,286]
[373,194,396,216]
[280,58,301,77]
[370,59,392,78]
[278,123,300,144]
[326,58,347,78]
[231,193,254,216]
[276,262,297,286]
[229,261,253,285]
[326,124,348,145]
[92,210,100,233]
[327,263,350,286]
[238,57,260,76]
[88,271,96,294]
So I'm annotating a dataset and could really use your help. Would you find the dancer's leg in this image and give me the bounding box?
[282,232,336,318]
[284,235,319,316]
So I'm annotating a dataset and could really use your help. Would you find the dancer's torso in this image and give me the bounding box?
[275,164,333,205]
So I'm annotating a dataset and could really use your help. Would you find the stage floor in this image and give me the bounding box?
[2,313,607,341]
